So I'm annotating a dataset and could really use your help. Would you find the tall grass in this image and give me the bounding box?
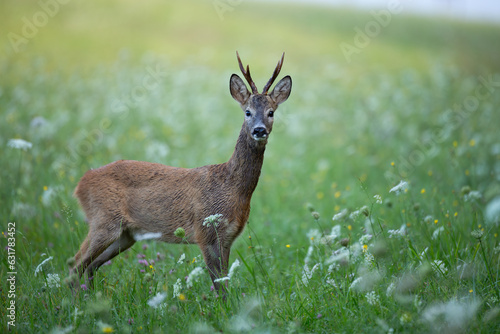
[1,1,500,333]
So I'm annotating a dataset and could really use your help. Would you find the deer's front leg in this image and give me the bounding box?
[201,243,231,293]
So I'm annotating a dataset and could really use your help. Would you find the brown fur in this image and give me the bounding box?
[69,53,292,291]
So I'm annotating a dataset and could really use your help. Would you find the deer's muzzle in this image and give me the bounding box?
[252,127,268,140]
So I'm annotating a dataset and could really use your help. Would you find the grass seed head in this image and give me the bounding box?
[340,238,350,247]
[461,185,471,195]
[361,206,370,217]
[174,227,186,239]
[471,229,484,239]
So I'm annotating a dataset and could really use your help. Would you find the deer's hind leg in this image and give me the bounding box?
[70,216,131,286]
[85,230,135,280]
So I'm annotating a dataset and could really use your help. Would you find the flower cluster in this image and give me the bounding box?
[203,214,224,228]
[389,180,408,195]
[214,259,241,283]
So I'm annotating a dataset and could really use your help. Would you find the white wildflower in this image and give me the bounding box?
[321,224,342,245]
[413,295,423,312]
[375,318,392,333]
[203,214,223,228]
[350,242,363,259]
[364,251,375,265]
[228,259,240,277]
[30,116,48,128]
[301,263,320,286]
[44,273,61,288]
[422,300,480,331]
[364,218,374,234]
[172,278,182,298]
[424,215,433,224]
[330,224,341,239]
[431,260,448,276]
[365,291,380,306]
[306,229,322,245]
[387,224,406,238]
[389,180,408,195]
[400,313,412,325]
[158,302,169,316]
[386,282,396,297]
[42,186,58,207]
[332,209,349,222]
[186,267,204,288]
[147,292,167,308]
[325,247,350,264]
[214,259,240,283]
[349,277,363,291]
[432,226,445,240]
[12,202,37,219]
[349,209,361,220]
[49,325,74,334]
[228,299,261,332]
[349,271,382,292]
[326,278,338,288]
[485,196,500,226]
[464,190,482,202]
[359,234,373,245]
[471,229,484,239]
[304,245,314,264]
[177,253,186,264]
[35,256,53,277]
[7,138,32,151]
[327,263,340,273]
[374,194,382,204]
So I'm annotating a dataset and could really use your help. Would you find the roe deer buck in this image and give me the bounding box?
[69,52,292,291]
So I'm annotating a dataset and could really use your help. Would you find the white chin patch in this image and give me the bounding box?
[253,135,268,141]
[133,232,162,241]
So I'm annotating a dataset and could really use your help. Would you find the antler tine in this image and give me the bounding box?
[262,52,285,94]
[236,51,259,94]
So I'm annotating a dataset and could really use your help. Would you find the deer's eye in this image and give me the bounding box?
[268,110,274,117]
[245,110,252,117]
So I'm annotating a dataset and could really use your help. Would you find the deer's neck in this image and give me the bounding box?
[226,125,266,197]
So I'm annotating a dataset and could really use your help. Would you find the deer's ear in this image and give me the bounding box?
[230,74,251,105]
[269,75,292,105]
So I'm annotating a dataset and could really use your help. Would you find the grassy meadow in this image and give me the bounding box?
[1,0,500,332]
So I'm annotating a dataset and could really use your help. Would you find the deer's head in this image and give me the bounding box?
[230,52,292,145]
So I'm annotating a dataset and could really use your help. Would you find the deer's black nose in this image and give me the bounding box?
[252,127,267,138]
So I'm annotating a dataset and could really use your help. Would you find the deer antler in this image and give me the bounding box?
[262,52,285,94]
[236,51,259,94]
